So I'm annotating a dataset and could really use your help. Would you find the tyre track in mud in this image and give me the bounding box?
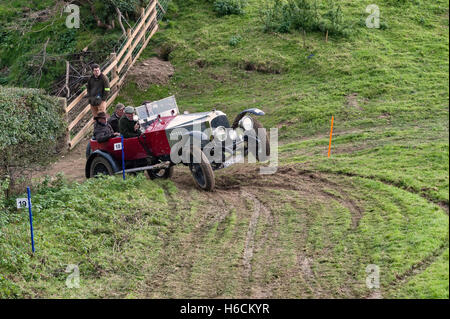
[307,169,449,297]
[215,165,366,230]
[144,177,245,297]
[238,183,329,298]
[318,170,449,215]
[213,164,449,298]
[241,191,262,279]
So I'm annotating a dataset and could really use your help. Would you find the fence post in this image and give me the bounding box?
[110,52,118,82]
[141,7,146,42]
[57,98,70,151]
[127,28,133,66]
[65,60,70,98]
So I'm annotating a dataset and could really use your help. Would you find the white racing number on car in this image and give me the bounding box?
[114,143,122,151]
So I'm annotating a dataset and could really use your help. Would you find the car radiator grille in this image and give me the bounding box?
[211,115,230,129]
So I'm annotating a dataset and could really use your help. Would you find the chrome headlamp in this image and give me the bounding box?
[239,116,254,131]
[228,129,238,140]
[213,126,227,142]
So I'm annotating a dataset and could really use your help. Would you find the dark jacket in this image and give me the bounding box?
[119,115,140,138]
[87,73,110,105]
[108,112,121,133]
[93,121,116,143]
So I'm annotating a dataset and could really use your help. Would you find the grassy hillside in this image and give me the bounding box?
[0,0,448,298]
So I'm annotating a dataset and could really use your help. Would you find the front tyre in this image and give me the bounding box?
[252,118,271,161]
[242,118,270,162]
[188,147,215,191]
[89,156,114,177]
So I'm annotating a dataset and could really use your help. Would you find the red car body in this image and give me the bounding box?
[89,114,177,161]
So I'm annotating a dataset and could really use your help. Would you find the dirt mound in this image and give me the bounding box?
[126,57,175,89]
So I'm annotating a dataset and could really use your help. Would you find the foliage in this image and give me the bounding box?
[0,274,20,298]
[213,0,247,17]
[0,86,67,194]
[228,34,242,46]
[260,0,351,36]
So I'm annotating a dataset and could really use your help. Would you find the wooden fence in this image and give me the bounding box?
[64,0,163,149]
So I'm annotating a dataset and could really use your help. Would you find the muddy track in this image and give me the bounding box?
[174,166,369,297]
[213,165,367,230]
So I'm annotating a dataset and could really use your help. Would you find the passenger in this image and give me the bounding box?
[119,106,141,138]
[93,112,120,143]
[108,103,125,133]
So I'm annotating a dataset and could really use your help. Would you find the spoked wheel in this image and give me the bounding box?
[187,146,215,191]
[90,156,114,177]
[147,166,174,180]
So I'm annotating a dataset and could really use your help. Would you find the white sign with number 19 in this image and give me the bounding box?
[16,198,29,209]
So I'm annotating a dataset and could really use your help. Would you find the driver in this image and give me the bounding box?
[119,106,141,138]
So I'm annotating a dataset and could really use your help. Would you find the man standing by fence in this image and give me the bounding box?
[87,64,111,118]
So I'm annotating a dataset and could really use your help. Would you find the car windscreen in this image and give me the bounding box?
[136,95,179,124]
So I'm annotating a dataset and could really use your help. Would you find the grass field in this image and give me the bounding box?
[0,0,448,298]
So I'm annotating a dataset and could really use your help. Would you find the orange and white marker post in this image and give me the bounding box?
[328,116,334,158]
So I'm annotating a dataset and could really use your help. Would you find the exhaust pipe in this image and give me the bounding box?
[115,161,171,175]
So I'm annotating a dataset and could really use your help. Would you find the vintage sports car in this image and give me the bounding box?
[85,96,270,191]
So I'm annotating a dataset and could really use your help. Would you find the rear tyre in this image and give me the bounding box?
[89,156,114,177]
[147,166,174,180]
[188,146,215,191]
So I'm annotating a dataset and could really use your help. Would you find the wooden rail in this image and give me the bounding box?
[65,0,162,149]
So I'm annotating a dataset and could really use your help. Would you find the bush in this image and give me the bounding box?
[0,86,67,195]
[213,0,247,17]
[260,0,351,36]
[229,35,242,46]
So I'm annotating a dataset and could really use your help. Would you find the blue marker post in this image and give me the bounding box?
[121,136,126,180]
[26,187,35,253]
